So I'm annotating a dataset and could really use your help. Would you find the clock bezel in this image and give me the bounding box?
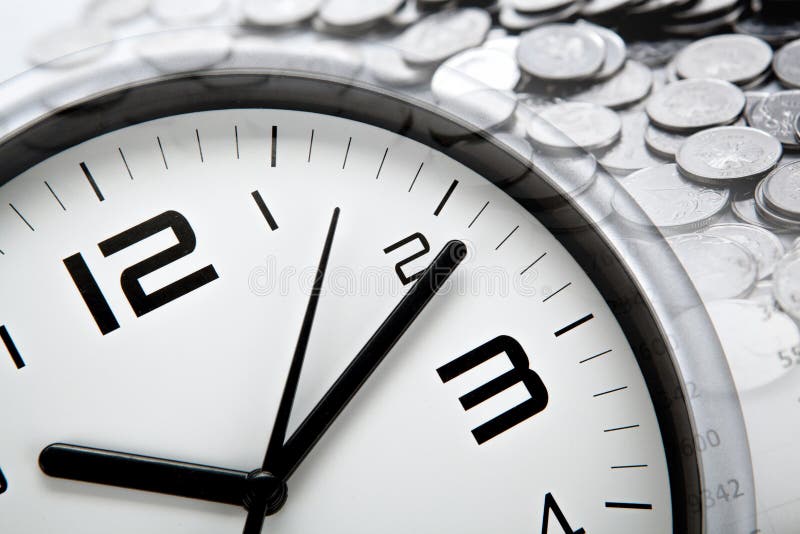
[0,70,754,533]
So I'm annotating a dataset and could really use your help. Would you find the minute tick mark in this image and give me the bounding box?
[611,464,648,470]
[604,424,640,433]
[157,137,168,170]
[307,129,315,162]
[196,129,204,162]
[593,386,627,398]
[521,252,546,276]
[234,126,240,160]
[434,179,458,216]
[468,201,489,228]
[44,181,66,211]
[9,204,34,231]
[118,148,134,180]
[579,349,612,364]
[408,162,424,192]
[375,148,388,179]
[80,162,104,202]
[342,137,352,169]
[543,282,571,303]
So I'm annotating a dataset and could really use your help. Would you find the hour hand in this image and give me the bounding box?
[40,443,250,506]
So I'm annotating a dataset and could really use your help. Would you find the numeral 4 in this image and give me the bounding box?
[542,493,584,534]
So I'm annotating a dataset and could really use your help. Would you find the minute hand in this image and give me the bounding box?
[273,239,466,481]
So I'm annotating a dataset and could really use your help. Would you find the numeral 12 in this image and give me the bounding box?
[64,210,219,335]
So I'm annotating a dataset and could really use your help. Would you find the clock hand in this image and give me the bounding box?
[272,239,466,481]
[242,207,340,534]
[39,443,252,506]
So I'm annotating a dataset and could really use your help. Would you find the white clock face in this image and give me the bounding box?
[0,107,672,533]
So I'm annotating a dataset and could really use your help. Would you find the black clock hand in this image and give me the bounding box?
[39,443,250,506]
[242,207,340,534]
[271,239,466,481]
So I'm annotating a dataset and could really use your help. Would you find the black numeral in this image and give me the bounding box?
[437,335,548,444]
[64,210,219,334]
[541,493,585,534]
[383,232,430,285]
[0,466,7,495]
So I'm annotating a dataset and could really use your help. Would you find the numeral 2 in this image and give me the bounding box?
[64,210,219,335]
[384,232,430,285]
[437,335,548,444]
[541,493,585,534]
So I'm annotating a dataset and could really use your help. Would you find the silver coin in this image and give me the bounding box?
[151,0,224,22]
[569,60,653,109]
[731,188,792,232]
[512,0,575,12]
[706,299,800,391]
[748,90,800,147]
[27,23,113,69]
[136,29,233,73]
[754,178,800,230]
[387,0,424,27]
[431,48,521,102]
[437,89,518,133]
[667,233,758,300]
[599,110,667,174]
[676,126,783,184]
[516,23,606,82]
[663,5,745,37]
[645,124,686,159]
[744,91,770,125]
[626,38,692,67]
[318,0,403,28]
[526,102,621,151]
[774,40,800,89]
[628,0,694,14]
[702,223,785,279]
[735,15,800,47]
[365,46,432,87]
[763,161,800,219]
[615,163,729,232]
[670,0,739,19]
[242,0,322,26]
[674,34,772,85]
[748,280,778,309]
[575,20,626,80]
[396,8,492,66]
[580,0,635,16]
[646,78,745,132]
[774,249,800,321]
[85,0,150,24]
[529,143,598,197]
[498,2,581,32]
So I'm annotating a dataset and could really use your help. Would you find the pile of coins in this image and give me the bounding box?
[10,0,800,531]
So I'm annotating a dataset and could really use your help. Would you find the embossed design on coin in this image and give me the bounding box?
[516,23,606,81]
[614,163,729,232]
[667,234,758,300]
[646,79,745,132]
[702,223,785,279]
[676,126,783,184]
[675,35,773,85]
[748,91,800,147]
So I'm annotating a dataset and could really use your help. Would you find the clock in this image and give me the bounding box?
[0,69,753,533]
